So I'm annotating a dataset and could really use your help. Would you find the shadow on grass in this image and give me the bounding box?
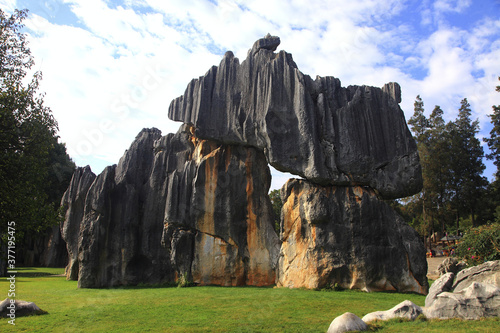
[13,267,65,278]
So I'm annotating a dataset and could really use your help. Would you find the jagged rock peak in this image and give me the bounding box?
[251,33,281,55]
[168,36,422,199]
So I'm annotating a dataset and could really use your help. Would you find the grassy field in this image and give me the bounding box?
[0,268,498,332]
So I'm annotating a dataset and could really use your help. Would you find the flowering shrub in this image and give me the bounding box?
[455,223,500,266]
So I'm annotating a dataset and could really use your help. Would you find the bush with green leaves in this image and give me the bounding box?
[455,223,500,266]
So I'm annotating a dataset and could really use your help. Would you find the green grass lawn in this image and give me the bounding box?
[1,268,498,332]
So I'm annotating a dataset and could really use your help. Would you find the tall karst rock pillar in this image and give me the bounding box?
[168,34,427,293]
[61,35,426,293]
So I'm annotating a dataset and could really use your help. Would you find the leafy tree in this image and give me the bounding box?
[408,96,434,239]
[268,189,282,234]
[408,95,429,143]
[0,9,75,274]
[448,98,487,228]
[455,223,500,266]
[484,77,500,178]
[426,106,452,233]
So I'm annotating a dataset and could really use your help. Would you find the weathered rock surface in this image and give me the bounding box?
[424,282,500,320]
[424,261,500,319]
[327,312,368,333]
[437,257,467,276]
[60,165,96,280]
[161,128,280,286]
[362,300,423,323]
[0,298,44,317]
[425,272,455,307]
[453,260,500,292]
[59,36,425,292]
[71,126,278,288]
[276,179,428,293]
[42,225,68,267]
[169,35,422,199]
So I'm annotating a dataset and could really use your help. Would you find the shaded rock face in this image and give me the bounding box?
[276,179,428,293]
[169,36,422,199]
[60,166,96,280]
[71,126,278,288]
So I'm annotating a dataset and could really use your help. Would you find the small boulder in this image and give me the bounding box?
[327,312,367,333]
[424,282,500,320]
[437,257,467,276]
[425,272,455,307]
[362,300,423,323]
[0,298,45,317]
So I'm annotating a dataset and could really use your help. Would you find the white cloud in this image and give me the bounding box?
[6,0,499,185]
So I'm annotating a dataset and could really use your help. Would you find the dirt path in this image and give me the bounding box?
[427,257,447,280]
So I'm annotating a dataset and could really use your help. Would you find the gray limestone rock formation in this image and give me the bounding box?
[425,272,455,307]
[71,126,279,288]
[453,260,500,292]
[276,179,428,293]
[60,165,96,280]
[437,257,467,276]
[59,35,425,292]
[424,282,500,320]
[424,261,500,319]
[169,35,422,199]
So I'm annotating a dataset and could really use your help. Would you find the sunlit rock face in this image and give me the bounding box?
[73,125,279,288]
[169,35,422,200]
[276,179,428,294]
[162,128,280,286]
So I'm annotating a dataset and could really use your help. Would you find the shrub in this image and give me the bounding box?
[455,223,500,266]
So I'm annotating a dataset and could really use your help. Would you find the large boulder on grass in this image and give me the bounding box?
[424,282,500,320]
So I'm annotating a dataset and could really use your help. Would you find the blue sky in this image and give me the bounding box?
[1,0,499,190]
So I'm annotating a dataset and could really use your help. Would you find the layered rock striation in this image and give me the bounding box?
[276,179,428,293]
[169,35,422,199]
[60,35,426,292]
[63,126,279,287]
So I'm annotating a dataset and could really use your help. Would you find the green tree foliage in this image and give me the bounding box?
[483,78,500,214]
[484,77,500,178]
[406,95,489,243]
[268,189,282,234]
[455,223,500,266]
[0,9,75,246]
[408,95,428,143]
[448,98,487,227]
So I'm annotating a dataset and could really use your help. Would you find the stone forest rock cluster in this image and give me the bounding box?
[59,35,428,293]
